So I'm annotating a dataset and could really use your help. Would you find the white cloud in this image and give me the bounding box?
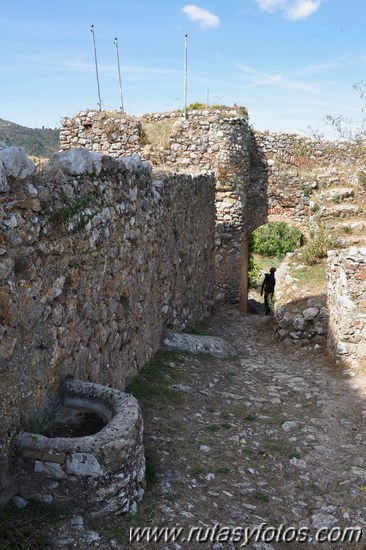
[255,0,321,20]
[182,4,220,29]
[237,63,321,93]
[256,0,286,13]
[297,62,341,75]
[285,0,320,20]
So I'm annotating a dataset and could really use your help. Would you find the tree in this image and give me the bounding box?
[250,222,302,259]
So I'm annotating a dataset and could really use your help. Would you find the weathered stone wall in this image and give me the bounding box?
[256,131,365,166]
[60,110,366,326]
[60,114,366,241]
[60,110,366,308]
[0,146,215,506]
[251,132,365,234]
[60,108,260,307]
[60,111,142,157]
[252,132,314,233]
[273,257,328,345]
[327,248,366,372]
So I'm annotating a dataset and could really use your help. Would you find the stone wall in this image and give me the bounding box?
[273,257,328,346]
[327,248,366,372]
[0,146,215,506]
[60,111,142,158]
[256,131,365,166]
[60,109,366,322]
[60,108,260,307]
[249,132,310,233]
[60,113,366,241]
[251,132,364,234]
[60,110,366,308]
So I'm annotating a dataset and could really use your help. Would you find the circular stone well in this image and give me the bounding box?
[11,378,145,517]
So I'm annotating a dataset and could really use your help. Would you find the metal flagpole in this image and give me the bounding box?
[184,34,188,119]
[90,24,102,111]
[114,37,124,113]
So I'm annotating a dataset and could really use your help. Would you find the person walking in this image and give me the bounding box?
[260,267,276,315]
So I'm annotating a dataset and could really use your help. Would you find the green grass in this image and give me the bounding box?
[288,451,301,460]
[290,263,326,290]
[299,224,340,266]
[186,102,229,111]
[125,349,184,402]
[191,466,206,476]
[207,425,221,432]
[48,194,94,225]
[0,500,65,549]
[215,467,231,474]
[358,170,366,187]
[253,491,270,502]
[302,184,312,197]
[125,377,178,401]
[207,422,232,432]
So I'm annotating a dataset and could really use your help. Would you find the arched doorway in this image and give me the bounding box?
[239,220,305,314]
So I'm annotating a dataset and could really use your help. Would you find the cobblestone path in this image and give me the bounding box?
[53,305,366,549]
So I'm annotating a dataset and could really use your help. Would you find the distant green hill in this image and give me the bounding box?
[0,118,60,158]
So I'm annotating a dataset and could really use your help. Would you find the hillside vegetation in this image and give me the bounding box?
[0,118,60,158]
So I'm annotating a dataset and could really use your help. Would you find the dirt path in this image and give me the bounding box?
[53,306,366,549]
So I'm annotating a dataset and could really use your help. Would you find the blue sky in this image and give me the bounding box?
[1,0,366,139]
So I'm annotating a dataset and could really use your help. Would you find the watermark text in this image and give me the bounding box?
[130,523,363,545]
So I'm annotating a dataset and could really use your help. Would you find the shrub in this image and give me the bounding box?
[302,184,312,197]
[250,222,302,259]
[186,102,228,111]
[310,203,320,213]
[187,102,207,110]
[248,254,261,289]
[301,224,338,265]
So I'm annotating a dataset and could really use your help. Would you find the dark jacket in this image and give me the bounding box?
[261,272,276,295]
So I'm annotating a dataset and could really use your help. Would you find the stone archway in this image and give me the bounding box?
[239,216,308,314]
[267,211,309,239]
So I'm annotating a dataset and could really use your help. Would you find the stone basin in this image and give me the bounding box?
[11,378,145,517]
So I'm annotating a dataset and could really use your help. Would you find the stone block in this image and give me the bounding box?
[303,307,319,321]
[22,450,66,464]
[66,453,103,477]
[161,328,236,358]
[34,460,66,480]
